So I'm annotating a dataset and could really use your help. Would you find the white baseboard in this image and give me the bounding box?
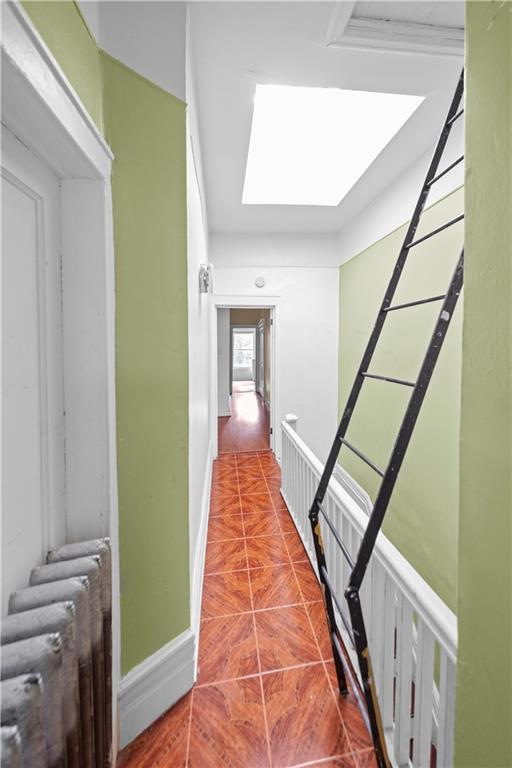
[119,628,195,749]
[190,440,213,673]
[218,408,231,417]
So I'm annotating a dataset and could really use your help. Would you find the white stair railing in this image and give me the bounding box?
[280,418,457,768]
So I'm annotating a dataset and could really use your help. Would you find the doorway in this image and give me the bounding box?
[217,308,272,454]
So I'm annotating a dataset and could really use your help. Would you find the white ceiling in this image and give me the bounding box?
[190,2,463,235]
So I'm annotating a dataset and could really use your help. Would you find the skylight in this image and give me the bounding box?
[242,85,424,206]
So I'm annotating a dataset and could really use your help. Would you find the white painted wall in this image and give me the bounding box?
[213,261,339,464]
[98,1,186,101]
[186,15,213,644]
[211,233,341,268]
[217,309,231,416]
[337,116,464,265]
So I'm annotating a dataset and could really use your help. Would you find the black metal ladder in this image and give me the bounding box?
[308,70,464,768]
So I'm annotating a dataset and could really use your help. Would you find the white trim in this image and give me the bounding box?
[218,408,232,418]
[327,16,464,57]
[324,1,357,47]
[2,2,119,757]
[2,2,112,180]
[119,629,195,749]
[190,441,213,653]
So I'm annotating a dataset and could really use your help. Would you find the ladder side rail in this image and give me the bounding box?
[310,70,464,512]
[349,251,464,592]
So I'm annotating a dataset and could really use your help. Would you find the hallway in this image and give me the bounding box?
[118,451,375,767]
[218,382,270,454]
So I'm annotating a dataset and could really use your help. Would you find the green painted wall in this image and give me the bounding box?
[22,1,104,132]
[338,189,464,611]
[21,2,190,675]
[455,2,512,766]
[102,53,189,674]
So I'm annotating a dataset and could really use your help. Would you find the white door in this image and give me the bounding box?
[256,320,265,397]
[2,127,66,615]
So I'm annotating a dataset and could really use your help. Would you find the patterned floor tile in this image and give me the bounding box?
[292,757,357,768]
[250,564,302,610]
[243,511,282,539]
[275,508,300,534]
[188,678,270,767]
[284,531,309,562]
[246,534,290,569]
[198,614,259,684]
[210,495,241,518]
[306,601,334,660]
[201,570,253,618]
[238,475,269,496]
[240,493,275,516]
[211,477,240,497]
[324,663,373,752]
[207,514,245,542]
[255,604,321,672]
[117,692,191,768]
[262,664,350,766]
[293,560,323,602]
[205,538,248,574]
[353,749,378,768]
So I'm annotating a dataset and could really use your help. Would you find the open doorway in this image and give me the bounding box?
[217,308,272,454]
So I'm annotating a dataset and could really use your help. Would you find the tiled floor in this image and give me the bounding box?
[218,382,270,454]
[118,451,376,768]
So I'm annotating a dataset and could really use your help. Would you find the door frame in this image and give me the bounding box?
[255,318,265,399]
[2,0,119,752]
[211,297,279,458]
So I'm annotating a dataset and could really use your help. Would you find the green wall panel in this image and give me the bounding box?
[338,189,464,611]
[455,2,512,765]
[21,1,190,675]
[22,1,104,133]
[101,52,189,674]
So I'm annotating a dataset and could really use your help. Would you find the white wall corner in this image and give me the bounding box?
[190,440,213,649]
[119,628,195,749]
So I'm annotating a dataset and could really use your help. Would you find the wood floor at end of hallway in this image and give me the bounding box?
[218,382,270,454]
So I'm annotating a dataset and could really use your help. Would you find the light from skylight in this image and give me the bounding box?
[242,85,424,206]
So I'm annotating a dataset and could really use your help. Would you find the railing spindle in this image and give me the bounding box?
[412,619,435,767]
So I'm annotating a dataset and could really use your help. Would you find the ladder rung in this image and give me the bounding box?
[338,437,384,477]
[320,565,354,645]
[447,108,464,126]
[362,372,415,388]
[332,633,371,733]
[405,214,464,249]
[384,294,446,312]
[318,503,355,568]
[427,155,464,187]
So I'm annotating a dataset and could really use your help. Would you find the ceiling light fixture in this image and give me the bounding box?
[242,84,424,206]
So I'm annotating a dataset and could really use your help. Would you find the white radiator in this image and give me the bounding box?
[1,538,112,768]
